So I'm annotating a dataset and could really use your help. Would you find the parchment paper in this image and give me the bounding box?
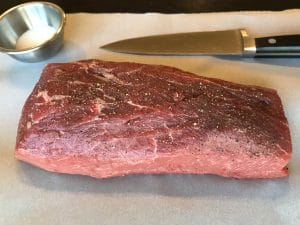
[1,11,300,225]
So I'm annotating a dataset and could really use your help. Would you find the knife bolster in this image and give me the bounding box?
[240,29,256,57]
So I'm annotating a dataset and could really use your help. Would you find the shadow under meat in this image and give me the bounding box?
[15,51,292,200]
[18,161,290,199]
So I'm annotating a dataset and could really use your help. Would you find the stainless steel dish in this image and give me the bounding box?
[0,1,66,62]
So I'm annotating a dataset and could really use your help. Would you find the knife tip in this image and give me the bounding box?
[99,43,119,53]
[99,44,109,50]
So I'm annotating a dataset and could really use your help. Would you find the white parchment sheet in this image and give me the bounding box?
[1,11,300,225]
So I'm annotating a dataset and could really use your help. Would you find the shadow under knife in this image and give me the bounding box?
[216,56,300,68]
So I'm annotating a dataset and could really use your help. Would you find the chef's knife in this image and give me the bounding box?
[101,29,300,57]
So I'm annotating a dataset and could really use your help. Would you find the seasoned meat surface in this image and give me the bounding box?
[15,60,292,179]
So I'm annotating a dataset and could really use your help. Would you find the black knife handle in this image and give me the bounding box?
[255,35,300,57]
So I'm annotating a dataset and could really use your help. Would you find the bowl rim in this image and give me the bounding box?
[0,1,66,54]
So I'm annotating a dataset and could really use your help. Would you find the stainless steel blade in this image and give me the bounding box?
[101,29,244,56]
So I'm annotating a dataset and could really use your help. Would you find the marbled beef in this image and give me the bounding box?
[15,60,292,179]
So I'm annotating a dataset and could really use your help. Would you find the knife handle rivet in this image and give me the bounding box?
[268,38,277,44]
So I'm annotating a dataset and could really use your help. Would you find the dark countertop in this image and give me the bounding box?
[1,0,300,14]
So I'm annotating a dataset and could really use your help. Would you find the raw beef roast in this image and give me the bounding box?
[15,60,292,179]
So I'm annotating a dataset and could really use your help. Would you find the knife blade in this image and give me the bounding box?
[101,29,300,57]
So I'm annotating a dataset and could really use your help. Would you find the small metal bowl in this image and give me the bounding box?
[0,1,66,62]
